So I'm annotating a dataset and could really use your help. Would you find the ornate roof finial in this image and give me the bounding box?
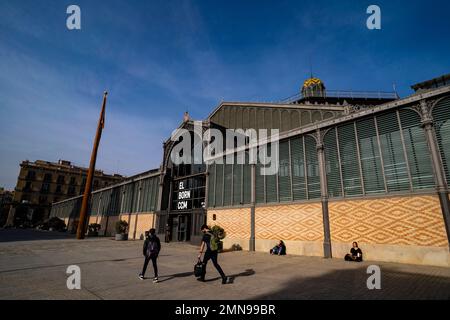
[183,111,190,122]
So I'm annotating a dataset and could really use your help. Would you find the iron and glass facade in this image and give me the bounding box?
[50,75,450,266]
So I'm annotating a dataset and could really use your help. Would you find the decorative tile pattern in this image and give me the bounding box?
[134,213,155,240]
[329,195,448,247]
[208,208,251,239]
[255,204,323,241]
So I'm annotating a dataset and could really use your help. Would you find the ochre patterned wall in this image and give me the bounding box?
[134,213,155,240]
[255,203,323,241]
[208,208,251,239]
[329,195,448,247]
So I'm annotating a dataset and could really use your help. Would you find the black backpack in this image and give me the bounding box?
[146,238,159,257]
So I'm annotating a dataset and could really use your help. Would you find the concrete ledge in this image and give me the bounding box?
[255,239,324,257]
[332,242,450,267]
[223,238,324,257]
[223,238,250,251]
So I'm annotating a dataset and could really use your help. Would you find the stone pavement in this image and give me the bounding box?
[0,229,449,300]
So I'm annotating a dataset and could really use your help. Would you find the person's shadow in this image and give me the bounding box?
[156,269,256,284]
[205,269,256,284]
[157,271,195,283]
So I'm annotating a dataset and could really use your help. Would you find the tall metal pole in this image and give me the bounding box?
[76,91,108,240]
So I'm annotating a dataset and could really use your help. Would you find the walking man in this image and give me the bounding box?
[197,224,228,284]
[139,228,161,283]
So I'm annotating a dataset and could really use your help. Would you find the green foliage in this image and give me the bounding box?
[115,220,128,234]
[211,225,226,240]
[88,223,101,233]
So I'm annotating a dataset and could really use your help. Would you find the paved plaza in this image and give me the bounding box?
[0,229,449,300]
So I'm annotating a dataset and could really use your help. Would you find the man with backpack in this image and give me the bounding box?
[139,228,161,283]
[197,224,228,284]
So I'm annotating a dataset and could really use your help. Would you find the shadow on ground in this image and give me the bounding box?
[156,269,256,284]
[0,229,74,242]
[251,265,450,300]
[204,269,256,283]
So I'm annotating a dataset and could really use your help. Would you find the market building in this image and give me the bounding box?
[50,74,450,267]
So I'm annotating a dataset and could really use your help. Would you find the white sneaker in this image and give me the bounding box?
[153,277,158,283]
[139,274,144,280]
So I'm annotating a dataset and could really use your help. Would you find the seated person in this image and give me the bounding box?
[270,240,286,256]
[345,242,363,262]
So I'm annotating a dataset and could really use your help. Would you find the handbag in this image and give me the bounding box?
[194,259,203,278]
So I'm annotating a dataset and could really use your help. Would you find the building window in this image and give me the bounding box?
[278,140,292,202]
[265,149,278,203]
[232,154,243,205]
[207,164,216,207]
[255,162,265,204]
[44,173,52,182]
[69,177,76,185]
[39,196,48,204]
[377,112,410,192]
[305,136,321,199]
[23,181,33,192]
[215,163,224,207]
[324,128,343,198]
[432,97,450,184]
[55,185,62,194]
[57,175,65,184]
[26,171,36,180]
[357,118,385,194]
[68,186,76,196]
[242,153,251,205]
[399,109,434,190]
[80,178,87,194]
[337,123,363,196]
[41,183,50,194]
[223,163,232,206]
[291,137,307,201]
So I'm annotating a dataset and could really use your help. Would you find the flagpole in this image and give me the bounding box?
[76,91,108,240]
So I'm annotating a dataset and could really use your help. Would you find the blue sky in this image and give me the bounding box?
[1,0,449,189]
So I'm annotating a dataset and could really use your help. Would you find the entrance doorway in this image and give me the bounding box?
[169,214,191,242]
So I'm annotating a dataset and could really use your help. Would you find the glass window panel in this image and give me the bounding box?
[377,112,410,192]
[305,136,321,199]
[337,123,363,196]
[290,137,307,201]
[357,118,385,194]
[324,128,342,198]
[278,140,292,202]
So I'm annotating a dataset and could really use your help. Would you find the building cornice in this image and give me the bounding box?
[207,101,347,121]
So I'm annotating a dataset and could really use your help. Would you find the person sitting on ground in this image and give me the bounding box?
[270,240,286,256]
[345,242,363,262]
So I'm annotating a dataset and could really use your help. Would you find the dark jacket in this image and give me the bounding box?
[350,247,363,261]
[143,235,161,257]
